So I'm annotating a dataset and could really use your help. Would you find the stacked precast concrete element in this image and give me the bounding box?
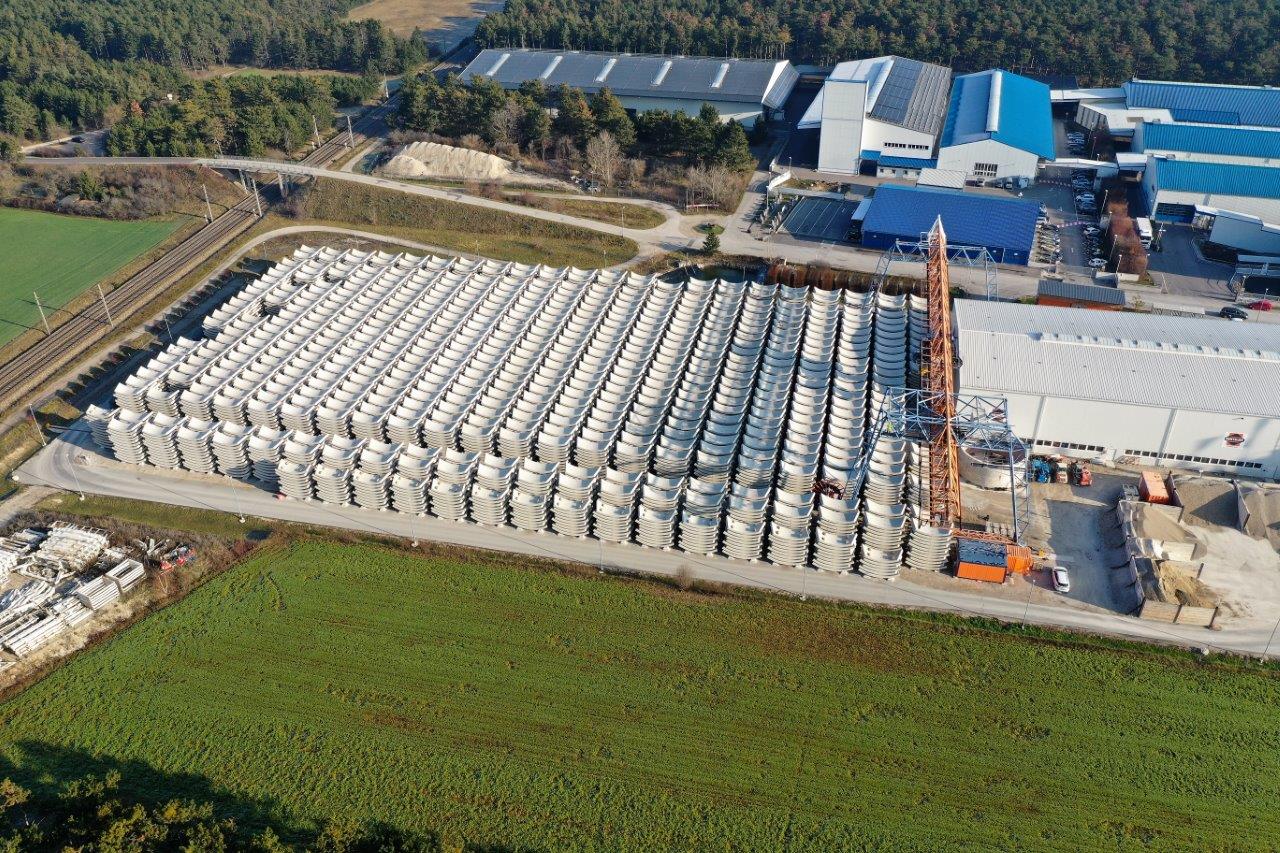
[98,247,939,577]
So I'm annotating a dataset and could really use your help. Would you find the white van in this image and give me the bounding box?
[1135,217,1154,248]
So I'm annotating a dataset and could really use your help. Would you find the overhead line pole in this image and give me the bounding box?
[96,284,114,326]
[34,292,50,334]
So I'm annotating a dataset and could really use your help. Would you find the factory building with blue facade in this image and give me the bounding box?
[860,185,1040,265]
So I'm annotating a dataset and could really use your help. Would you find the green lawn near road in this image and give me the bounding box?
[0,207,180,348]
[0,541,1276,850]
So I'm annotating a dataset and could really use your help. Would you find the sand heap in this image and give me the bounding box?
[380,141,515,181]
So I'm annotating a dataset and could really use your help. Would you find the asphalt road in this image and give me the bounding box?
[19,425,1280,659]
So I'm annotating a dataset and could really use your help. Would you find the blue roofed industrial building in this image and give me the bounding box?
[1134,121,1280,166]
[860,185,1040,264]
[935,70,1054,181]
[1123,80,1280,128]
[1143,157,1280,227]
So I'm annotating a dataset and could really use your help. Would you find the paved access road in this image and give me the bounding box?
[34,155,1050,295]
[19,426,1279,659]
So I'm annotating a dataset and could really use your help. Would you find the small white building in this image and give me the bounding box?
[936,69,1055,181]
[797,56,951,176]
[458,49,798,127]
[954,301,1280,478]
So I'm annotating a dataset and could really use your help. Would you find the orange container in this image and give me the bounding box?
[1138,471,1169,504]
[956,562,1008,583]
[1005,545,1034,574]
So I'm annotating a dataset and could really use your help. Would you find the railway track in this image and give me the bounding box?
[0,192,262,412]
[0,93,403,414]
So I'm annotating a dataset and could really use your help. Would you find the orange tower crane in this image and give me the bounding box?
[924,218,962,530]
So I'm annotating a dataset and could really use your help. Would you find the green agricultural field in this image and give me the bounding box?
[0,541,1276,850]
[0,208,179,348]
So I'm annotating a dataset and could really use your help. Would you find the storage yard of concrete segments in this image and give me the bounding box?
[15,239,1280,658]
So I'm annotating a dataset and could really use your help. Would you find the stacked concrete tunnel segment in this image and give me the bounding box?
[87,246,1009,578]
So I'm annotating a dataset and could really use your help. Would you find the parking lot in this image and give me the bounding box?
[779,196,859,242]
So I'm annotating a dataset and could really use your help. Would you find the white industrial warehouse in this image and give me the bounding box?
[797,55,952,176]
[91,248,965,579]
[955,301,1280,478]
[458,48,798,127]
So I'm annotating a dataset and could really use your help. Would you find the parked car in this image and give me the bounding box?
[1088,258,1106,268]
[1247,299,1274,311]
[1052,567,1071,593]
[1220,305,1249,321]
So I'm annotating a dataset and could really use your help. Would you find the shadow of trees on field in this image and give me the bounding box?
[0,739,305,839]
[0,740,447,850]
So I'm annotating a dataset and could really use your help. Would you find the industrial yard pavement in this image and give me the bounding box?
[19,425,1280,660]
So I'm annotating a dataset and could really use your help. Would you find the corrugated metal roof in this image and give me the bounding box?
[1036,279,1127,305]
[940,69,1055,159]
[862,185,1038,252]
[797,55,950,134]
[954,301,1280,418]
[917,167,967,189]
[1138,121,1280,160]
[877,155,937,168]
[459,49,798,108]
[1151,157,1280,200]
[1125,80,1280,128]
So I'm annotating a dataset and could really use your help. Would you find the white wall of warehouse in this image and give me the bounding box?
[861,121,938,158]
[817,80,867,174]
[615,95,763,126]
[971,389,1280,478]
[936,138,1040,180]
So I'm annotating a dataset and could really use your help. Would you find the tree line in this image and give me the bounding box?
[105,73,380,157]
[474,0,1280,85]
[396,74,758,178]
[0,0,424,146]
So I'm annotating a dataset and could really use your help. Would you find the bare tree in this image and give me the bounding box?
[489,100,524,148]
[585,131,624,187]
[707,164,738,210]
[685,164,715,207]
[625,157,646,187]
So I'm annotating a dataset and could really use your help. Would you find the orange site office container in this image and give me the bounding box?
[956,562,1008,583]
[1005,545,1033,574]
[1139,471,1170,504]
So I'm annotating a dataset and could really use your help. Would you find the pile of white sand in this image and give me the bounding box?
[380,141,514,181]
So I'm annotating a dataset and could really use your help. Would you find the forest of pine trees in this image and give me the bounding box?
[0,0,424,145]
[475,0,1280,85]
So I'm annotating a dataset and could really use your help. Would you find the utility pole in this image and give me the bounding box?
[28,407,45,447]
[33,292,50,334]
[346,115,355,147]
[312,115,322,149]
[96,283,114,326]
[202,183,214,223]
